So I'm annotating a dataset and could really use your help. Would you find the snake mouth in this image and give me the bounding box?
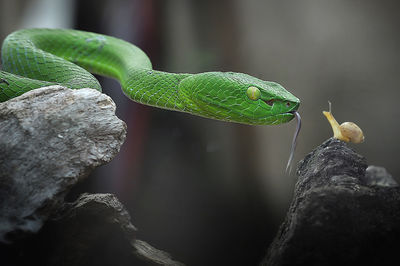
[287,101,300,113]
[193,96,300,125]
[278,102,300,119]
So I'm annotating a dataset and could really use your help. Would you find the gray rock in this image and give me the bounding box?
[0,86,127,243]
[263,138,400,266]
[364,165,398,187]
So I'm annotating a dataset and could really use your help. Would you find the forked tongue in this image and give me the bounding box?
[285,111,301,174]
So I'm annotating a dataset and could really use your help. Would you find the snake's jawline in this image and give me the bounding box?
[182,111,294,126]
[193,97,295,125]
[199,105,294,125]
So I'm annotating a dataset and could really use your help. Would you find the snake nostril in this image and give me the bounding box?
[264,99,274,106]
[286,102,291,107]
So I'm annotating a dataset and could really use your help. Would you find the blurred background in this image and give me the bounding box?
[1,0,399,265]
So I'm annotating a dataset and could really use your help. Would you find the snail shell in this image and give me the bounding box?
[339,122,364,143]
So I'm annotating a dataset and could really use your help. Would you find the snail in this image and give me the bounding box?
[323,101,364,143]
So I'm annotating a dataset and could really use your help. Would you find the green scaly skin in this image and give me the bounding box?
[0,28,299,125]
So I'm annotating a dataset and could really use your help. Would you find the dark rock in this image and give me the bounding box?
[263,138,400,266]
[0,86,127,243]
[364,165,398,187]
[30,193,183,265]
[2,193,184,266]
[32,193,138,266]
[133,240,185,266]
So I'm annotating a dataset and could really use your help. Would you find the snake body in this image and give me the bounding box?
[0,28,299,125]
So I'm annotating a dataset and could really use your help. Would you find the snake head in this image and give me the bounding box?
[178,72,300,125]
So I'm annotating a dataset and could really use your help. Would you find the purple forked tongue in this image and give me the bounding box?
[286,111,301,174]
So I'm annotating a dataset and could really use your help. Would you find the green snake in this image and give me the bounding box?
[0,29,301,169]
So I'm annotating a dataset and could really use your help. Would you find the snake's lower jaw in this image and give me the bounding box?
[268,102,300,124]
[238,103,300,125]
[230,112,295,125]
[272,112,296,124]
[266,109,299,125]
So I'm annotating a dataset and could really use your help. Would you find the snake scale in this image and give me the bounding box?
[0,28,301,170]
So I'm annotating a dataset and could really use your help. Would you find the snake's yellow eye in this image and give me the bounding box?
[246,86,261,101]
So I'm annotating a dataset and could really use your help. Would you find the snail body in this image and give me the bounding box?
[323,102,364,144]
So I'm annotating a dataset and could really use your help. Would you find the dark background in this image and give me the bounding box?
[1,0,399,265]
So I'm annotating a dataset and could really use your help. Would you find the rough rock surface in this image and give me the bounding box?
[0,86,127,243]
[2,193,183,266]
[263,138,400,266]
[0,86,184,265]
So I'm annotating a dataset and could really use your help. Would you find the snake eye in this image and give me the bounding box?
[246,86,261,101]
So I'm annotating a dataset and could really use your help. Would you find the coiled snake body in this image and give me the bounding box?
[0,29,300,169]
[0,28,299,125]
